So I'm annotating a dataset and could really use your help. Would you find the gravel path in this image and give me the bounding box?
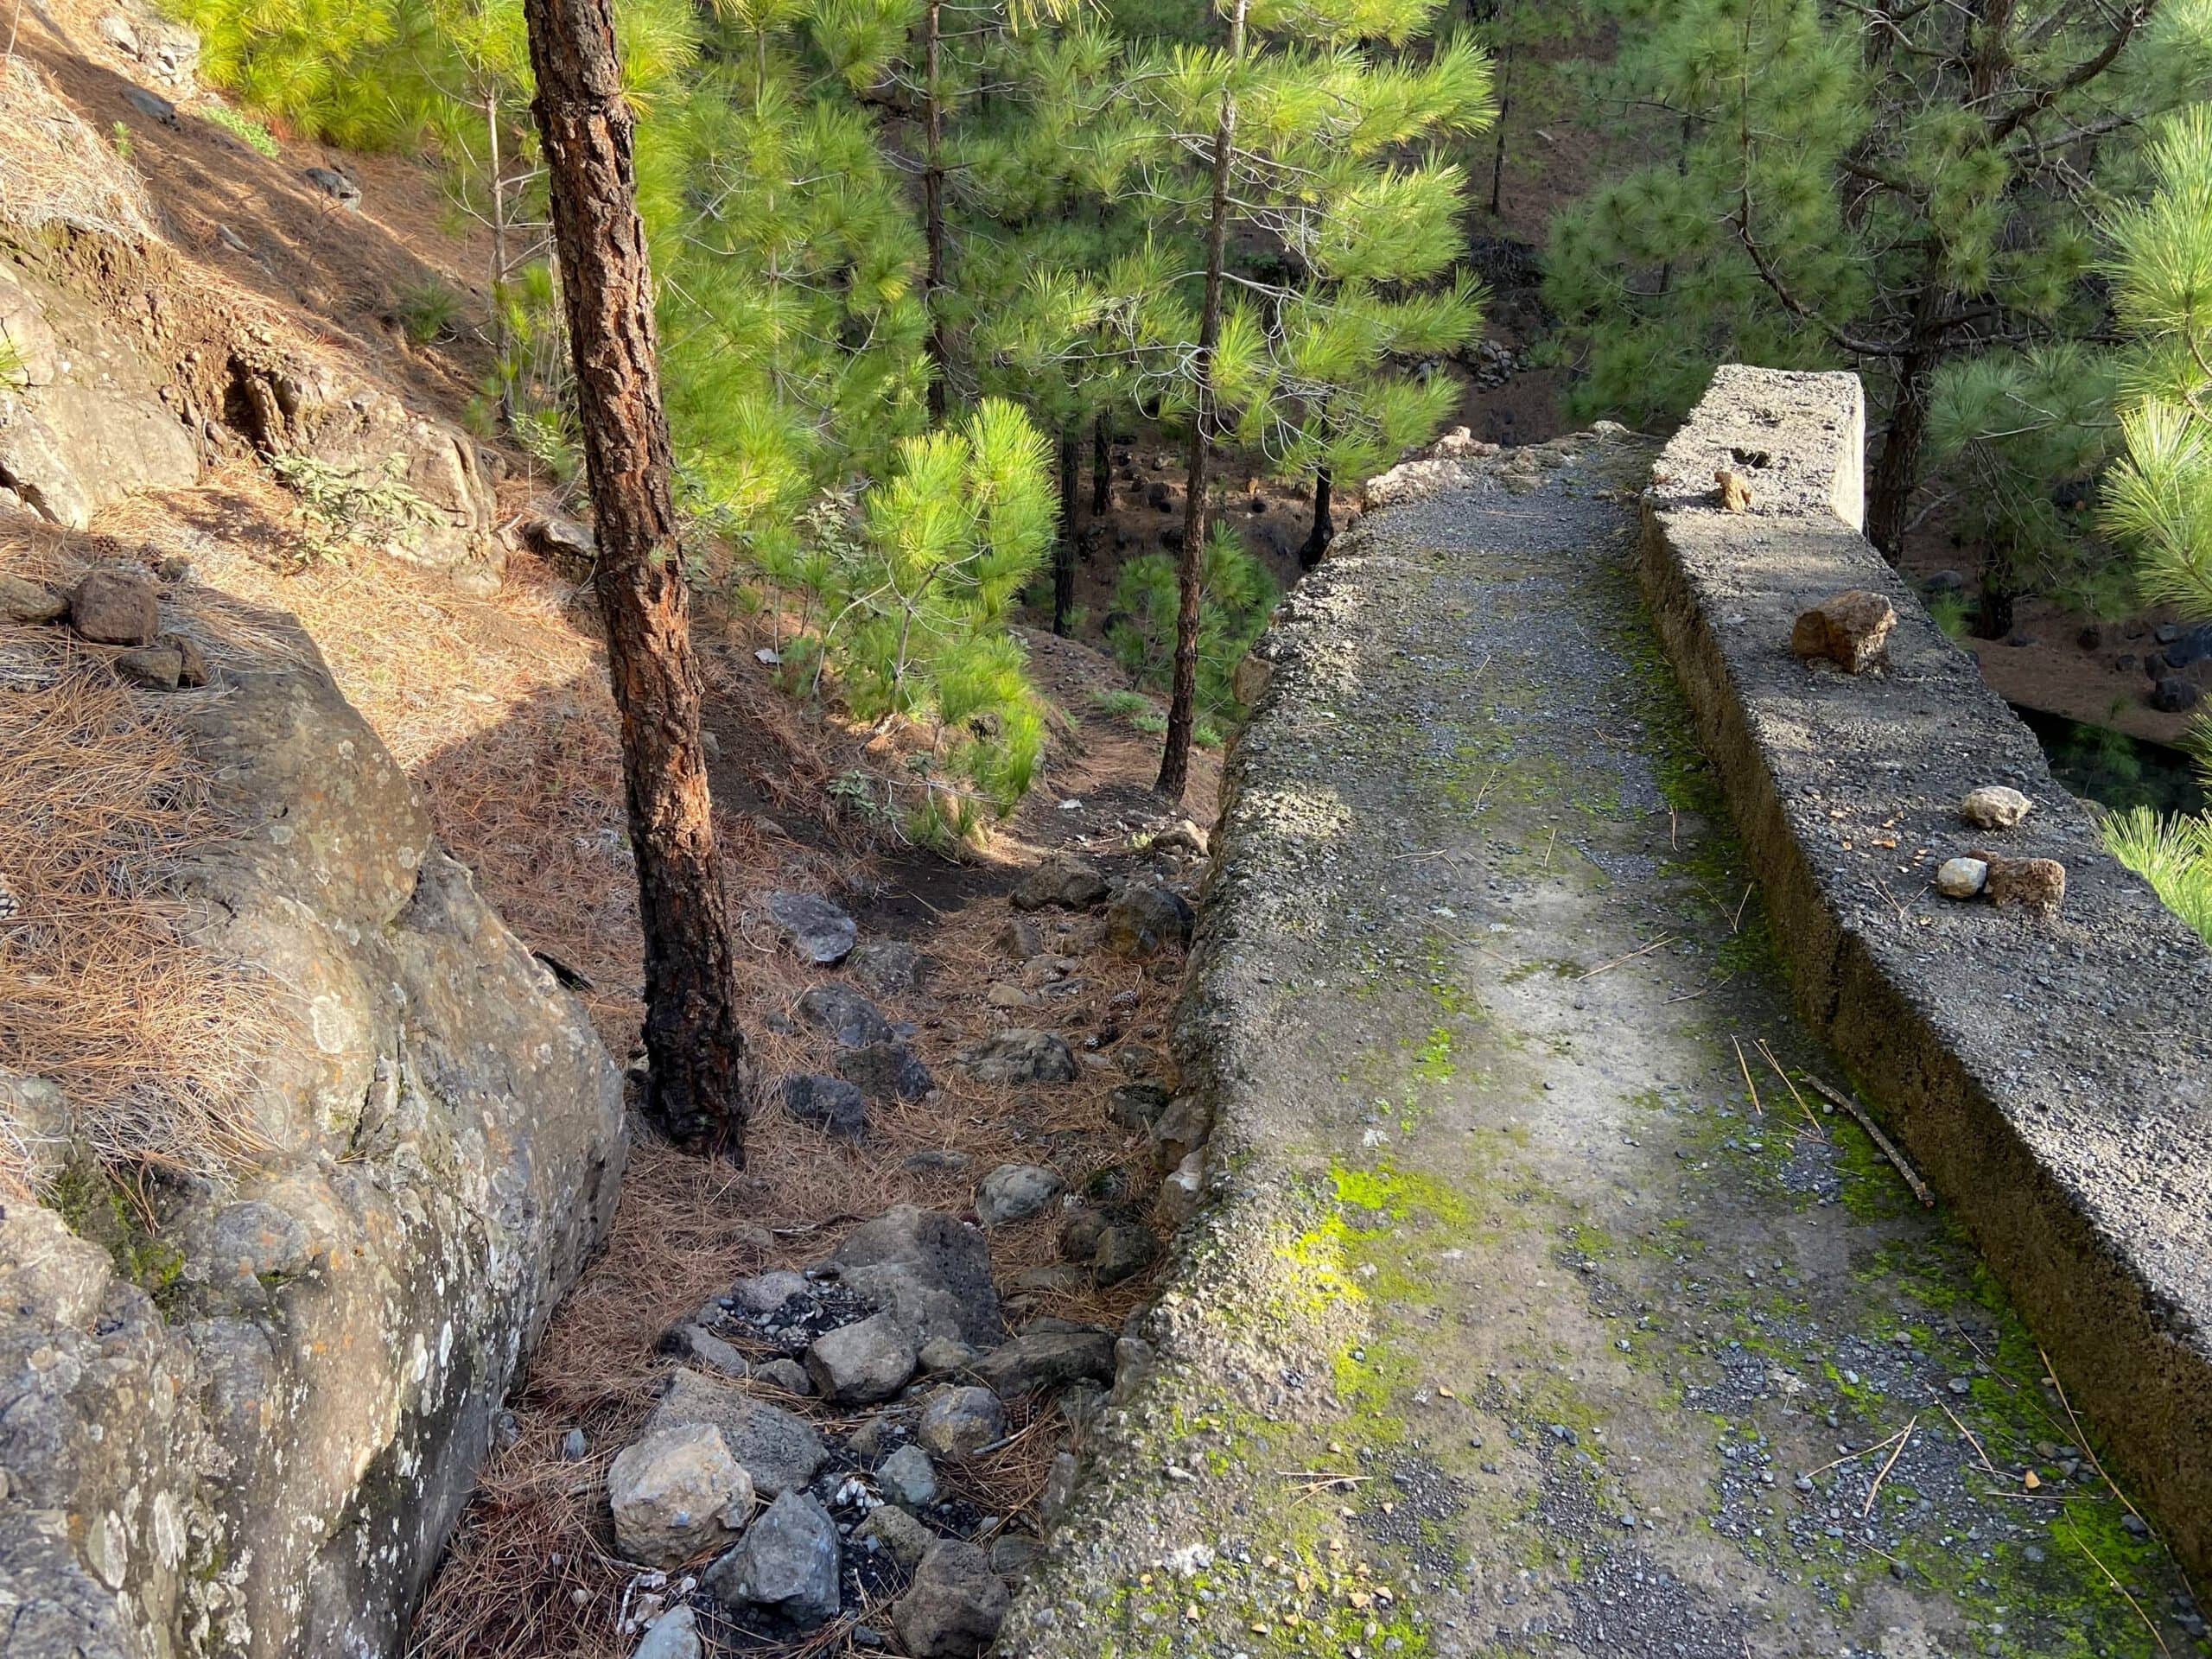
[1008,431,2206,1659]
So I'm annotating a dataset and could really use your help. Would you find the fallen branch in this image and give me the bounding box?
[1574,934,1675,981]
[1804,1074,1933,1205]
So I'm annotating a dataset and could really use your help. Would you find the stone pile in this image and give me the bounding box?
[609,849,1213,1656]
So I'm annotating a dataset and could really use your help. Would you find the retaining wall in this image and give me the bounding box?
[1639,364,2212,1577]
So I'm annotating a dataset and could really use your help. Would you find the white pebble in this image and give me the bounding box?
[1936,857,1989,899]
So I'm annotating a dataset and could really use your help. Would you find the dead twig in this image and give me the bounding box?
[2065,1517,2173,1658]
[1936,1398,1996,1477]
[1753,1038,1823,1140]
[1804,1074,1933,1205]
[1574,934,1676,982]
[1732,1035,1764,1119]
[1802,1426,1909,1480]
[1862,1414,1916,1516]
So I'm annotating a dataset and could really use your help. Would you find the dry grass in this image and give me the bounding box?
[0,56,156,241]
[0,621,275,1195]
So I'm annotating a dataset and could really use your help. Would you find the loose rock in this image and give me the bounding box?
[1109,1081,1172,1130]
[1713,469,1754,512]
[1789,590,1896,674]
[703,1491,842,1628]
[731,1270,810,1314]
[917,1385,1007,1459]
[632,1605,702,1659]
[1057,1207,1109,1262]
[671,1324,751,1379]
[1960,785,2032,830]
[894,1541,1009,1659]
[833,1205,1004,1347]
[1985,855,2067,916]
[976,1162,1064,1228]
[996,917,1045,959]
[917,1335,977,1374]
[753,1357,813,1396]
[1157,1150,1205,1229]
[1103,882,1194,958]
[804,1311,916,1404]
[963,1028,1077,1085]
[68,569,159,645]
[766,891,857,965]
[838,1041,934,1102]
[858,1502,935,1569]
[878,1443,938,1509]
[1090,1222,1160,1287]
[782,1073,868,1141]
[849,940,925,994]
[607,1422,755,1568]
[972,1326,1116,1399]
[1011,854,1109,912]
[2152,675,2202,713]
[645,1369,828,1496]
[0,574,66,623]
[114,645,184,690]
[796,983,894,1048]
[1935,857,1989,900]
[1148,1095,1213,1176]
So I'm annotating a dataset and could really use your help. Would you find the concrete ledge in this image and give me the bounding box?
[1639,364,2212,1577]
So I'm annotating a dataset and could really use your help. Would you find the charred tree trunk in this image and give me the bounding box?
[922,0,949,422]
[1090,410,1111,518]
[1158,0,1248,803]
[1299,467,1335,571]
[1054,424,1078,637]
[523,0,751,1154]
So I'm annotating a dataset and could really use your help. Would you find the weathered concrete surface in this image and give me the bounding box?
[0,601,626,1657]
[1642,365,2212,1582]
[1003,429,2207,1659]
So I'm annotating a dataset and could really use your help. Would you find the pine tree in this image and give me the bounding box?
[524,0,753,1152]
[1099,0,1495,798]
[1548,0,2212,562]
[2091,104,2212,948]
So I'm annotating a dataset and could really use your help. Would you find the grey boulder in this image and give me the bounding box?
[645,1369,828,1496]
[704,1491,842,1628]
[1011,854,1109,912]
[782,1073,868,1141]
[632,1605,702,1659]
[893,1541,1010,1659]
[796,982,894,1048]
[1104,882,1194,957]
[976,1162,1065,1228]
[973,1325,1116,1399]
[607,1422,755,1568]
[878,1442,938,1509]
[917,1385,1007,1460]
[832,1205,1004,1348]
[838,1040,935,1102]
[963,1028,1077,1085]
[804,1311,916,1404]
[766,891,857,965]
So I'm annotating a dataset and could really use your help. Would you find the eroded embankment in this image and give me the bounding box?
[1000,425,2208,1659]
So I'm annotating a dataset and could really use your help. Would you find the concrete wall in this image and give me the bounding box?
[1639,364,2212,1578]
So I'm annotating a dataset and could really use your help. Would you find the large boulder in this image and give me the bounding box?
[0,607,626,1658]
[229,352,500,580]
[0,261,199,528]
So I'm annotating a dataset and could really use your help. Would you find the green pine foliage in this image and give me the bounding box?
[1106,525,1277,725]
[1547,0,2212,558]
[2101,805,2212,946]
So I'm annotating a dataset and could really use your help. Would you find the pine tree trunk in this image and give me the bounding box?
[1866,360,1929,564]
[1487,27,1515,216]
[1090,410,1110,518]
[922,0,949,422]
[1300,467,1334,571]
[1054,424,1077,637]
[1158,0,1248,803]
[487,90,514,428]
[523,0,751,1154]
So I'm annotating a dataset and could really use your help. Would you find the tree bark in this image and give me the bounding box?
[922,0,949,422]
[1158,0,1248,803]
[1090,410,1110,518]
[1300,467,1334,570]
[1054,424,1078,636]
[523,0,751,1154]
